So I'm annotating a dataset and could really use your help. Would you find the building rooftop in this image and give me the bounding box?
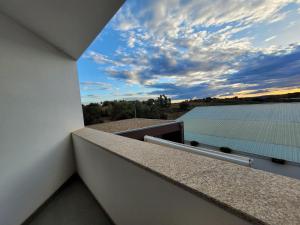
[88,118,176,133]
[177,103,300,163]
[73,128,300,225]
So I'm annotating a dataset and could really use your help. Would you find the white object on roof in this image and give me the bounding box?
[144,135,253,167]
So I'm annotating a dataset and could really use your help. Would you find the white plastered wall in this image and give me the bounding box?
[0,12,84,225]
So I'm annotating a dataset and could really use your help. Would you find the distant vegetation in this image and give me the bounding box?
[82,95,171,125]
[82,92,300,126]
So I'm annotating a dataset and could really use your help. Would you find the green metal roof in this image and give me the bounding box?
[177,103,300,163]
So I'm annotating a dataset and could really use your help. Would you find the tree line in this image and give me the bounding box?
[82,95,171,125]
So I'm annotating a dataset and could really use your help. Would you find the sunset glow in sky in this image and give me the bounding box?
[78,0,300,104]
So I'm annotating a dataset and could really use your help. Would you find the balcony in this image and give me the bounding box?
[0,1,300,225]
[71,128,300,225]
[21,126,300,225]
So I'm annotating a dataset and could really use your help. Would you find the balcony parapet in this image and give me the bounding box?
[73,128,300,225]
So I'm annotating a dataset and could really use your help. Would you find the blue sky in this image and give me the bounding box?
[78,0,300,104]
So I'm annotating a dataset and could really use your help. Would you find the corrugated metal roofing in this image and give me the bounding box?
[177,103,300,163]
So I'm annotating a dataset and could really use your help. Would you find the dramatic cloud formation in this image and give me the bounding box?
[79,0,300,102]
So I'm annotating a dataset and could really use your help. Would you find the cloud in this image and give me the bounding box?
[83,51,109,64]
[227,45,300,87]
[265,35,277,42]
[81,94,103,104]
[80,81,112,91]
[116,0,295,35]
[84,0,300,100]
[128,33,136,48]
[145,45,300,99]
[83,51,122,67]
[146,82,216,99]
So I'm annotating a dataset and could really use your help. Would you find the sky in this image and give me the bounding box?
[78,0,300,104]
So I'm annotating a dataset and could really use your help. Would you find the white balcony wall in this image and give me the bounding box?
[73,132,252,225]
[0,12,84,225]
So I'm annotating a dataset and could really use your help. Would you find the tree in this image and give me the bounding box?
[82,95,173,125]
[156,95,171,108]
[82,103,103,125]
[204,97,212,102]
[110,101,135,120]
[179,101,190,110]
[145,98,155,106]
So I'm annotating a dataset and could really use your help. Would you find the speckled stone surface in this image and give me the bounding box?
[73,128,300,225]
[87,118,175,133]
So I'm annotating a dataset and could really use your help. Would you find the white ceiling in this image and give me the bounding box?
[0,0,124,59]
